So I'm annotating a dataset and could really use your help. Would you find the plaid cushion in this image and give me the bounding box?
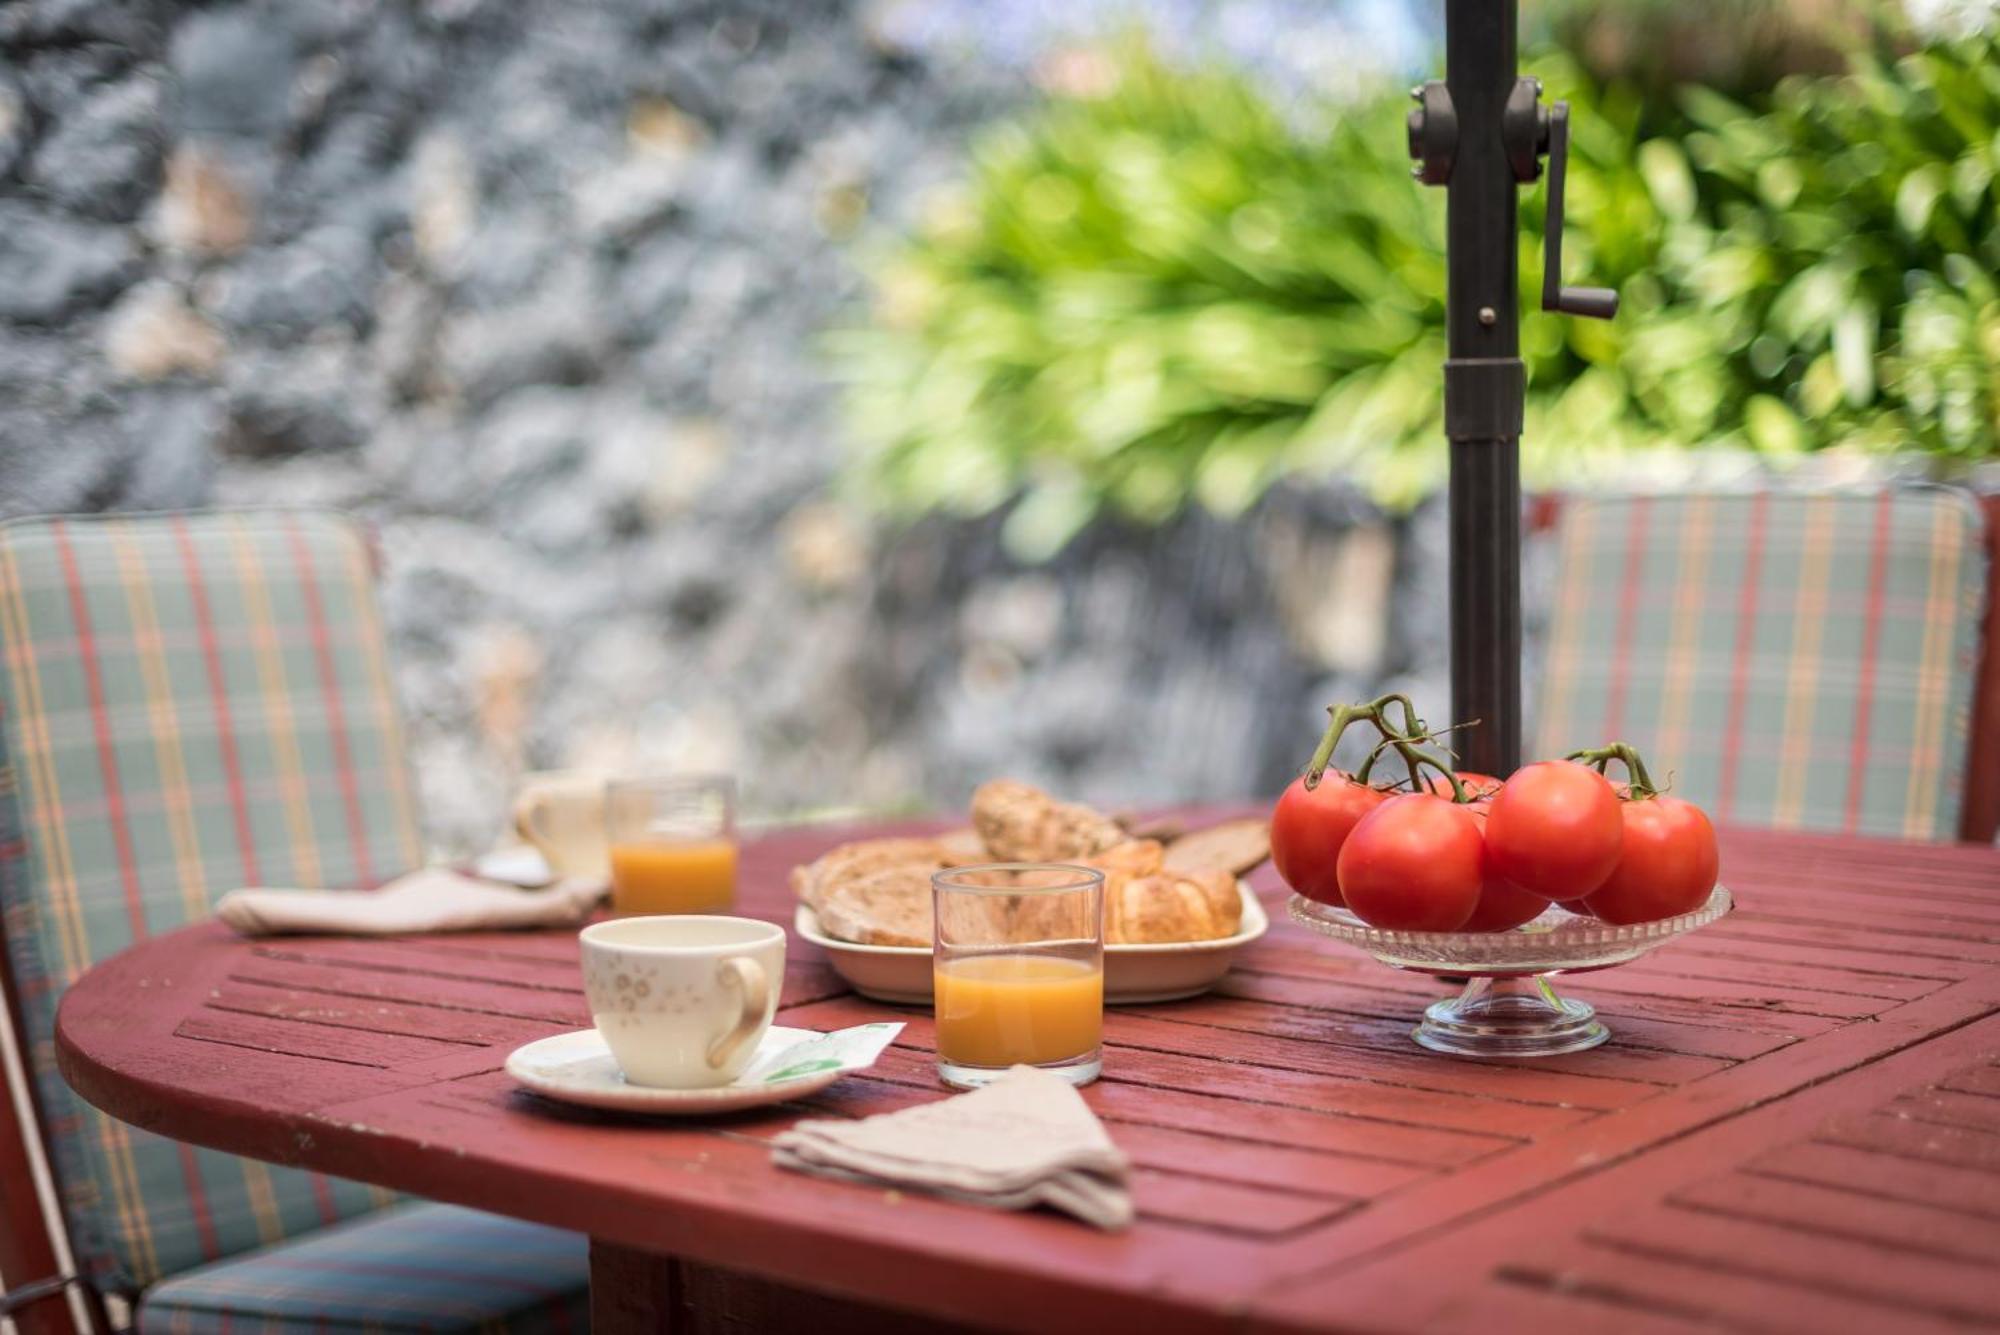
[135,1201,590,1334]
[1534,488,1986,841]
[0,511,426,1294]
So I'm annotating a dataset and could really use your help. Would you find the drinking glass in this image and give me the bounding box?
[605,776,738,915]
[932,863,1105,1090]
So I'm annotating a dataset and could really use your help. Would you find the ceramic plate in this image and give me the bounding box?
[796,881,1270,1006]
[507,1025,848,1114]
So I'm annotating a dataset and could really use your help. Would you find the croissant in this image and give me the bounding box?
[1106,867,1242,944]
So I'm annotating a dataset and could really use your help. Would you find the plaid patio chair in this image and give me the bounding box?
[0,511,587,1332]
[1533,488,1989,842]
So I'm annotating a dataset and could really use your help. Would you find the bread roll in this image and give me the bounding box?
[972,780,1126,862]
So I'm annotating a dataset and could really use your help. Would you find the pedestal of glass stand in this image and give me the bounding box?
[1416,973,1607,1056]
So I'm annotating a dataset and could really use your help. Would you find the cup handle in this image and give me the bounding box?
[706,956,770,1070]
[513,790,548,846]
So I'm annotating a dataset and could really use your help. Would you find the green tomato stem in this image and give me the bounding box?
[1565,741,1660,799]
[1304,694,1475,801]
[1304,704,1363,790]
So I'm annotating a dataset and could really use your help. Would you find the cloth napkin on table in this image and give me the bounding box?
[770,1065,1133,1230]
[215,867,605,937]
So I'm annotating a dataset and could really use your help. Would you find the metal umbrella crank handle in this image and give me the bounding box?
[1540,102,1619,320]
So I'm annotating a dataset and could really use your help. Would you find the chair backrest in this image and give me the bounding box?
[1534,488,1989,842]
[0,510,424,1301]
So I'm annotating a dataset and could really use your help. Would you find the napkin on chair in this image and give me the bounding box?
[770,1065,1133,1230]
[215,868,605,937]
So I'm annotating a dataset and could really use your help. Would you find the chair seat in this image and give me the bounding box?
[135,1201,589,1334]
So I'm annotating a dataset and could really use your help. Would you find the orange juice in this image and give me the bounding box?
[934,954,1103,1068]
[608,839,738,914]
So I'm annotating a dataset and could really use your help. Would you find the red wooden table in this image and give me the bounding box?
[55,816,2000,1333]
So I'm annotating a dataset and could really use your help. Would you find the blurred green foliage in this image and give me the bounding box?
[832,31,2000,557]
[1538,0,1866,109]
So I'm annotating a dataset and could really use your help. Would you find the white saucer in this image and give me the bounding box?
[506,1025,853,1114]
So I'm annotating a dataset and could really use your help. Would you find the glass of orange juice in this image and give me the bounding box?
[932,863,1104,1090]
[605,776,738,915]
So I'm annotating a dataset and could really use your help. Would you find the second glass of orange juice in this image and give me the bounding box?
[605,775,738,915]
[933,863,1104,1089]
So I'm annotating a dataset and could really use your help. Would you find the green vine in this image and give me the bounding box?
[1303,695,1474,802]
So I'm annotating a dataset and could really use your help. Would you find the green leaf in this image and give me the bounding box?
[1745,395,1807,454]
[1002,476,1098,561]
[1896,163,1946,236]
[1833,304,1879,407]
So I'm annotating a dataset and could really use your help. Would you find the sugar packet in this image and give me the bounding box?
[743,1022,903,1085]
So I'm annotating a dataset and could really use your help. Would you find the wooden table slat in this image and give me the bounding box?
[1939,1063,2000,1097]
[1665,1172,2000,1265]
[1743,1140,2000,1221]
[1423,1280,1713,1335]
[1588,1202,2000,1320]
[1488,1242,1981,1335]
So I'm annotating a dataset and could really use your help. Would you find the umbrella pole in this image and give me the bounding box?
[1411,0,1616,776]
[1441,0,1525,777]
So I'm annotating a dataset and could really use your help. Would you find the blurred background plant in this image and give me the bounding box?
[834,7,2000,558]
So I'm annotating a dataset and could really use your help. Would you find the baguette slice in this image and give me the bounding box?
[794,838,955,946]
[813,864,937,947]
[1163,819,1271,879]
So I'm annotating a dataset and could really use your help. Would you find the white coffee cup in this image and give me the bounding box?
[514,770,611,880]
[579,916,785,1088]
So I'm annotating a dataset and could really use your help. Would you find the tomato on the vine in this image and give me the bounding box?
[1583,796,1718,925]
[1484,760,1623,901]
[1423,771,1503,800]
[1271,773,1389,906]
[1460,878,1552,932]
[1451,803,1552,932]
[1336,794,1484,932]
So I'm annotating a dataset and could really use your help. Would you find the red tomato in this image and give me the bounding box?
[1452,800,1550,932]
[1484,760,1623,901]
[1461,880,1551,932]
[1271,773,1389,906]
[1583,797,1719,924]
[1336,794,1484,932]
[1422,771,1503,800]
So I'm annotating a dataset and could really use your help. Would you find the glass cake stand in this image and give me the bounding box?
[1287,887,1733,1057]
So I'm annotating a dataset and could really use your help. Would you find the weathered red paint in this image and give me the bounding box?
[1963,494,2000,843]
[50,818,2000,1333]
[0,954,91,1335]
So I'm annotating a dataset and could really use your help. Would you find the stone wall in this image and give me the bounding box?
[0,0,1478,854]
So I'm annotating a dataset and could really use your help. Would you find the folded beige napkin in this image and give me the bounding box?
[215,867,606,937]
[771,1065,1133,1230]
